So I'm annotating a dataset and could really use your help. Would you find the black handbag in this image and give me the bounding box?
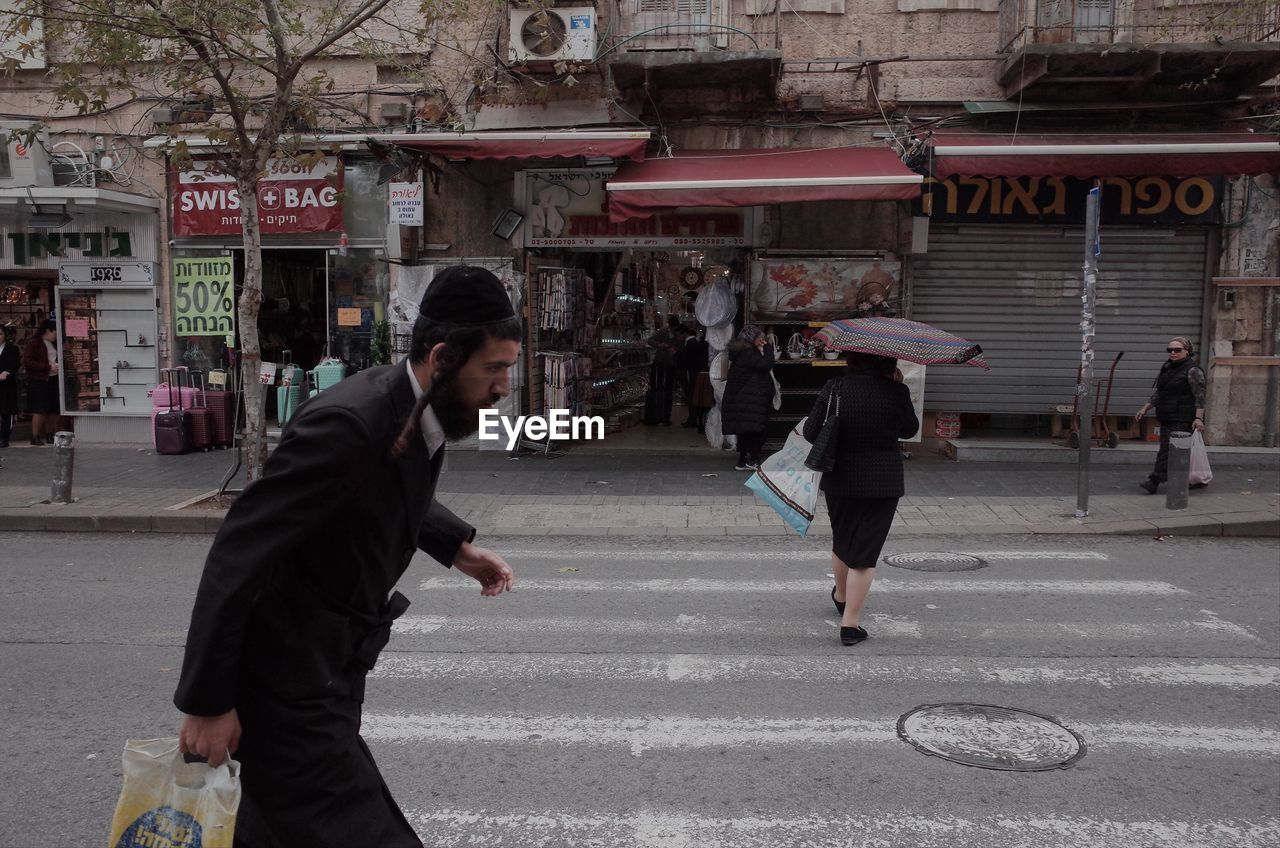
[805,384,840,472]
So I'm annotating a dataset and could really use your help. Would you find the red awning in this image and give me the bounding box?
[929,132,1280,179]
[606,147,923,221]
[377,130,650,161]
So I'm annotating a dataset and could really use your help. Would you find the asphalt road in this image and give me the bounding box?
[0,532,1277,847]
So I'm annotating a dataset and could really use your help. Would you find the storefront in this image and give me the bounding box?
[372,136,923,453]
[750,252,912,447]
[513,165,759,444]
[0,192,161,442]
[910,130,1280,440]
[501,147,926,449]
[169,155,390,397]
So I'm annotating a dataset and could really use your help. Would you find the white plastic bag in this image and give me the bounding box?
[108,738,241,848]
[1189,430,1213,486]
[695,279,737,328]
[709,351,730,381]
[771,371,783,411]
[745,418,820,536]
[704,406,735,450]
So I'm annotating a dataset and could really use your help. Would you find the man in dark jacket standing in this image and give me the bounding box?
[175,266,522,847]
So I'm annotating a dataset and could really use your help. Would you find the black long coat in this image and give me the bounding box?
[720,341,775,435]
[803,373,919,498]
[0,341,18,416]
[174,363,474,847]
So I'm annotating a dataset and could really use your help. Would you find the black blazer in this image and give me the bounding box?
[175,364,474,716]
[803,373,919,499]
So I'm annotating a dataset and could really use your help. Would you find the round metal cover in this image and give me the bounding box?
[883,552,987,572]
[897,703,1086,771]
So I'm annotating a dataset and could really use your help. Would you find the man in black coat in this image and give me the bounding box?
[175,266,522,847]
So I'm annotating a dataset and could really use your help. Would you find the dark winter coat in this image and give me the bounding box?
[174,363,474,846]
[720,340,775,435]
[0,340,18,416]
[1153,357,1204,427]
[803,373,919,498]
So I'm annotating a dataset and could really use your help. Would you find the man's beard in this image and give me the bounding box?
[430,378,498,441]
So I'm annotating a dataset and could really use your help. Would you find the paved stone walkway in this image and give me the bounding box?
[1,444,1276,537]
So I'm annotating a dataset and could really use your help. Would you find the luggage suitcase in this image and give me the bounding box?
[205,368,236,448]
[154,369,193,455]
[308,357,346,399]
[149,381,197,410]
[187,371,214,451]
[276,350,304,427]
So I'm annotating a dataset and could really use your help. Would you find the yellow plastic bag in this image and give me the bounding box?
[107,738,240,848]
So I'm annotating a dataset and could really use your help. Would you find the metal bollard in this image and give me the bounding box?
[51,431,75,504]
[1165,430,1192,511]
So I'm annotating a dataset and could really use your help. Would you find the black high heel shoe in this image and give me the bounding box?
[840,626,868,646]
[830,586,845,616]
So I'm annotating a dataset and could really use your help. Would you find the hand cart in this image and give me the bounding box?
[1067,351,1124,449]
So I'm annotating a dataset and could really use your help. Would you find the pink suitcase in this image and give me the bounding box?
[204,369,236,448]
[150,382,197,410]
[187,371,213,451]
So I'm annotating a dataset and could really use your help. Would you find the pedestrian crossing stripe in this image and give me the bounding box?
[401,809,1280,848]
[361,713,1280,757]
[479,548,1111,561]
[417,577,1188,594]
[369,654,1280,688]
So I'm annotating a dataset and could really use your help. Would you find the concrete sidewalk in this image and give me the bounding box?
[1,443,1276,537]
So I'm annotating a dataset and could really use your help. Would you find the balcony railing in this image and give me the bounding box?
[602,0,775,54]
[998,0,1280,53]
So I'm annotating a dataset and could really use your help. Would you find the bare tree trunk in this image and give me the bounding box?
[237,173,267,482]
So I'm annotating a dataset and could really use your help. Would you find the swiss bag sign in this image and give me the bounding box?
[173,157,344,236]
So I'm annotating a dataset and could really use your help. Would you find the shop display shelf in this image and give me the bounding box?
[91,329,155,348]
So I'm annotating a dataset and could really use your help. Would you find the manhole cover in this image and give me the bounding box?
[897,703,1086,771]
[882,552,987,572]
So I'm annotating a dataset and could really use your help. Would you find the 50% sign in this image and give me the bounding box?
[173,258,236,337]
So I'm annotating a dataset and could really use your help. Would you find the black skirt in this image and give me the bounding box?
[27,376,60,414]
[826,493,899,567]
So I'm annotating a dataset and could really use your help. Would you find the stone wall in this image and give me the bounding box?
[1206,175,1280,446]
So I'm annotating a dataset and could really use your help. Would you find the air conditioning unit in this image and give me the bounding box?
[509,6,597,63]
[0,120,53,187]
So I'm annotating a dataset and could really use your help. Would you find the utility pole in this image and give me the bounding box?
[1076,187,1100,518]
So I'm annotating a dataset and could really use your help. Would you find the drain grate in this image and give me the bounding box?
[882,552,987,572]
[897,703,1086,771]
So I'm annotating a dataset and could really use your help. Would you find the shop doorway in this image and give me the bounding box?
[527,248,743,454]
[258,248,327,372]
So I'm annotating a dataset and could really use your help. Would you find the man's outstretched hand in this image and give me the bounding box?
[453,542,515,596]
[179,709,241,767]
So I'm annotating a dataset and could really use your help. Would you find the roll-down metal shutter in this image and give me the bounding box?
[909,225,1208,415]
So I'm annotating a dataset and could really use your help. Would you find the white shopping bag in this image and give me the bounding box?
[108,738,240,848]
[1189,431,1213,486]
[745,418,820,536]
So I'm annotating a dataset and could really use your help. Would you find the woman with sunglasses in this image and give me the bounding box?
[1134,337,1206,494]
